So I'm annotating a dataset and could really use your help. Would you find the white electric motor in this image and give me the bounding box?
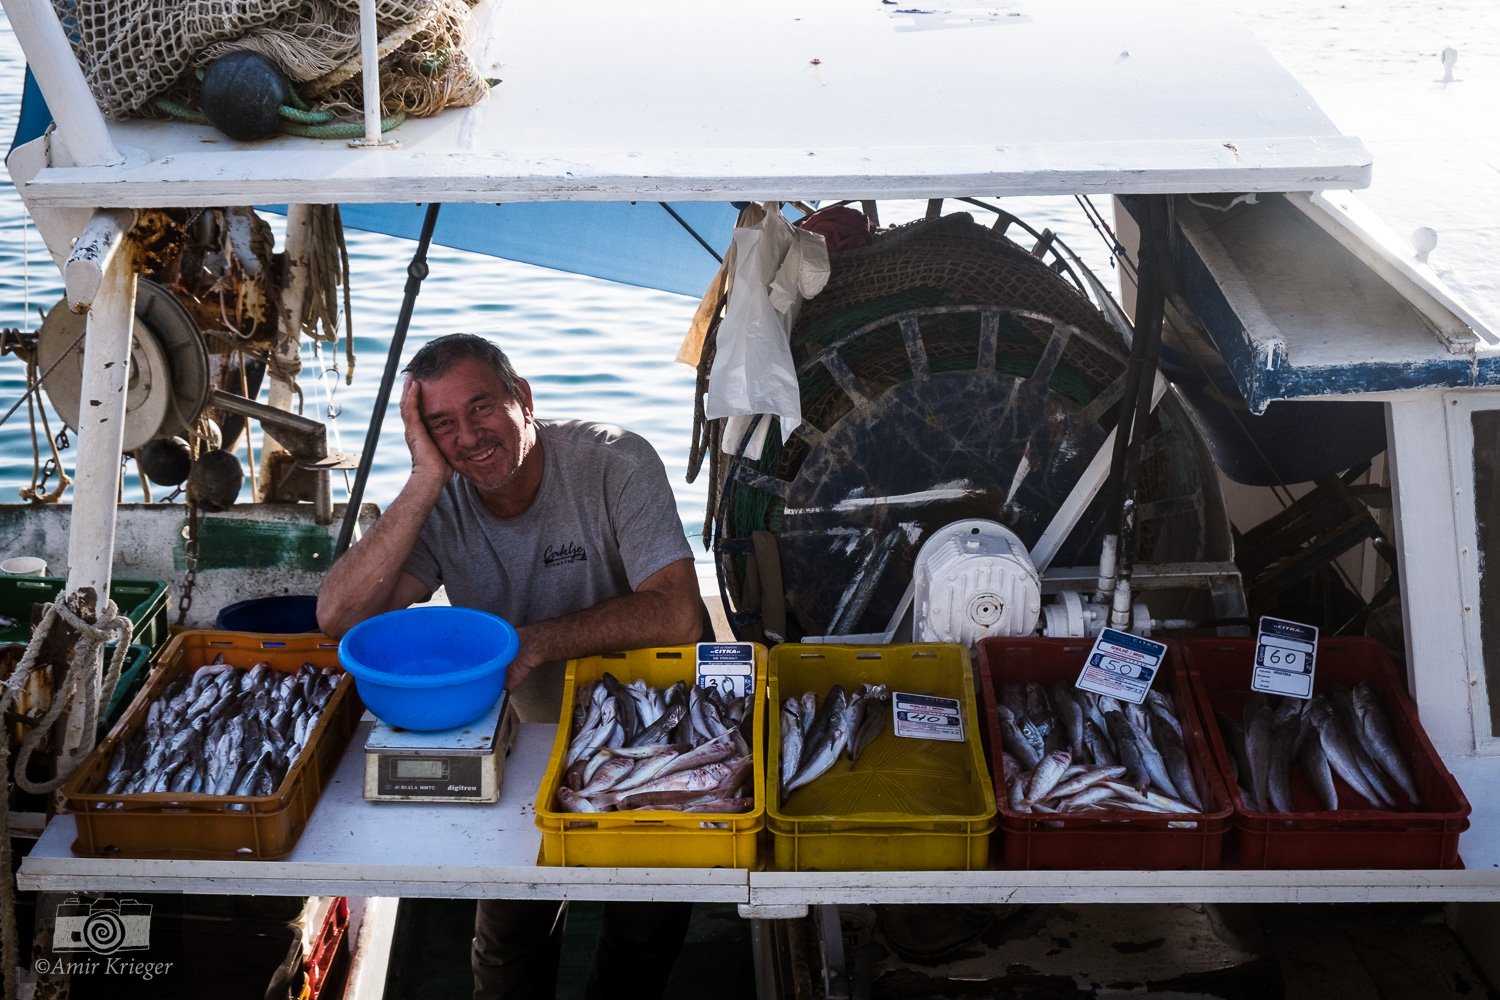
[913,519,1041,646]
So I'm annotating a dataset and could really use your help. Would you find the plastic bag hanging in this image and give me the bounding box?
[704,203,829,458]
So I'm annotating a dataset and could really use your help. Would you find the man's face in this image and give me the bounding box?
[416,357,536,493]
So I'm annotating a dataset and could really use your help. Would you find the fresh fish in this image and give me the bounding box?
[1126,712,1179,799]
[1024,751,1072,805]
[603,758,745,808]
[1242,694,1274,812]
[1329,687,1396,808]
[996,705,1042,771]
[849,704,885,762]
[1150,713,1201,811]
[577,754,638,796]
[1214,710,1250,791]
[1046,765,1128,801]
[1305,698,1383,808]
[1266,698,1303,813]
[1104,712,1150,793]
[1350,682,1420,805]
[784,715,849,795]
[1299,714,1339,810]
[1146,690,1183,740]
[1058,784,1119,811]
[556,787,598,813]
[780,698,804,788]
[1049,680,1086,760]
[1081,720,1116,767]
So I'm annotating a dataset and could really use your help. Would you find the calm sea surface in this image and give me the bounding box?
[0,1,1491,591]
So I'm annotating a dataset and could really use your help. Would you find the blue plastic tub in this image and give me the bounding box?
[215,595,321,634]
[338,607,518,731]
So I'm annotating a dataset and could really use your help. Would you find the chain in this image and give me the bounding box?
[177,499,200,626]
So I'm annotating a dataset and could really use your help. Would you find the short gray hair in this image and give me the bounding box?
[404,334,523,398]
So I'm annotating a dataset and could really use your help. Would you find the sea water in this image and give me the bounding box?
[0,2,1490,596]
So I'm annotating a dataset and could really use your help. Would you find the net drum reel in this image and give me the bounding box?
[712,211,1239,643]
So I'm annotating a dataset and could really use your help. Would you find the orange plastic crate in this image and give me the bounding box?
[62,631,360,860]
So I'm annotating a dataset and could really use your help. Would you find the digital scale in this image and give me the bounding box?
[363,692,518,803]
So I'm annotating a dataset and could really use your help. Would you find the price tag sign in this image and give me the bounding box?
[1251,616,1318,698]
[695,642,756,700]
[892,691,965,742]
[1075,627,1167,705]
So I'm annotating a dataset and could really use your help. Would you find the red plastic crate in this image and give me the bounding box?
[976,637,1233,870]
[303,896,350,999]
[1181,637,1470,870]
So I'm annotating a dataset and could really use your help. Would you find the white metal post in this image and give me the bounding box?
[1386,394,1477,754]
[358,0,384,144]
[258,204,314,497]
[60,214,138,753]
[0,0,122,167]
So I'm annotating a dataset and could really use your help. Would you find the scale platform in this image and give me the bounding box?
[363,692,519,803]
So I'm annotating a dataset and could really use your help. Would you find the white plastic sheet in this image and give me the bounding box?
[702,202,829,457]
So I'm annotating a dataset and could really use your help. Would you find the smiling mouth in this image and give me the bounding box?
[465,445,500,464]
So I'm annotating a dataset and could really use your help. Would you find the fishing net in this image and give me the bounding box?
[52,0,489,124]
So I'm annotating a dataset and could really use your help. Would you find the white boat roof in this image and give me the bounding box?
[15,0,1372,209]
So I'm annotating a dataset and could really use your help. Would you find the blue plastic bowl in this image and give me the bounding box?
[338,607,519,731]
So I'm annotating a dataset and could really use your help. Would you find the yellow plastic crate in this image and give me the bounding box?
[768,643,997,871]
[535,644,766,868]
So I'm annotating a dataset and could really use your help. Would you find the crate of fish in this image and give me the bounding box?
[1180,637,1471,869]
[0,575,170,656]
[61,630,361,860]
[976,637,1233,870]
[768,643,996,872]
[535,644,766,869]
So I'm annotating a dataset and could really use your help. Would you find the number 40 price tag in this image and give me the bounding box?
[1251,616,1318,699]
[695,642,756,700]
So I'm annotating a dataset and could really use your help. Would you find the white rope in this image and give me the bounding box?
[0,593,134,1000]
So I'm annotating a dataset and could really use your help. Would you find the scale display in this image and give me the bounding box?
[363,693,516,803]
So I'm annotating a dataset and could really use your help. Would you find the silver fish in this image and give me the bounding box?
[1242,695,1274,812]
[784,715,849,795]
[1299,713,1339,810]
[1350,682,1420,805]
[780,698,804,788]
[1305,698,1383,808]
[1024,751,1072,805]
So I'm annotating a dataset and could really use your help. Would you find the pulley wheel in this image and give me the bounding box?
[37,279,210,451]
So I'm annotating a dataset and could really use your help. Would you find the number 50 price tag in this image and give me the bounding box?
[1251,616,1318,699]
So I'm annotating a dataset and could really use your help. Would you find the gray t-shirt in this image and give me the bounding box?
[403,419,692,719]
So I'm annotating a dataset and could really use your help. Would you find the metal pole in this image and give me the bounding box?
[358,0,384,144]
[333,202,443,558]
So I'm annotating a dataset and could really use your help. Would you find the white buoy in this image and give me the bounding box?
[1412,227,1438,264]
[1439,46,1457,83]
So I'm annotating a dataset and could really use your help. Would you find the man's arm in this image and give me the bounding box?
[317,380,449,638]
[506,557,703,692]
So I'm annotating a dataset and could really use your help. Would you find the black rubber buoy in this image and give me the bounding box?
[199,51,289,141]
[138,436,192,486]
[188,450,245,511]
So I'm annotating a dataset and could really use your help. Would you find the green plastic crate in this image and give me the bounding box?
[0,576,170,655]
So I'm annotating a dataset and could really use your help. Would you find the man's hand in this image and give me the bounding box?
[400,378,452,487]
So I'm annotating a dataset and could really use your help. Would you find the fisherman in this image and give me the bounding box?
[316,332,704,999]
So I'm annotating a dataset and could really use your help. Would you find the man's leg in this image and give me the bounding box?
[583,901,693,1000]
[472,898,568,1000]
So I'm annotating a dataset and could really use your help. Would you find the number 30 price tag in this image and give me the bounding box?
[695,642,756,700]
[1251,616,1318,698]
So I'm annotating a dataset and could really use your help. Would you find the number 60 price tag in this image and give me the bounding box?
[1251,616,1318,699]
